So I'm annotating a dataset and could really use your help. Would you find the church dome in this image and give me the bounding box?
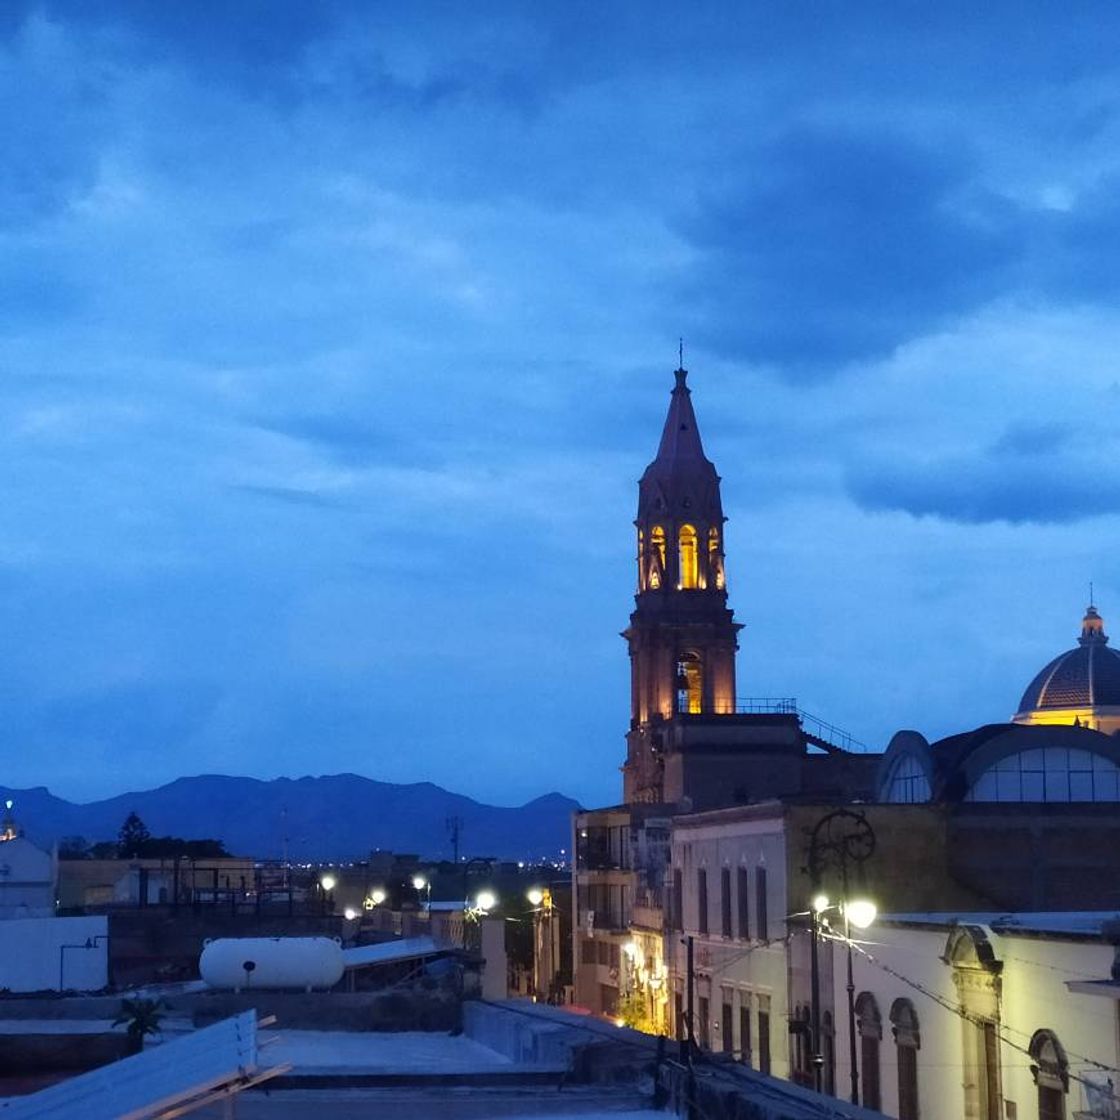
[1013,605,1120,733]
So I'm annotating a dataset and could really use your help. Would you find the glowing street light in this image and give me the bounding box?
[844,898,877,930]
[343,907,357,920]
[320,874,336,892]
[526,888,544,907]
[370,888,386,906]
[475,890,497,912]
[412,875,427,891]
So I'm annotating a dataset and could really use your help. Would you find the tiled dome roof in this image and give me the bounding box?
[1016,605,1120,713]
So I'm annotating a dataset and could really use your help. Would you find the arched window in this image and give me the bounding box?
[789,1003,812,1087]
[637,529,645,591]
[855,992,882,1110]
[891,999,921,1120]
[884,755,932,803]
[1030,1029,1068,1120]
[967,747,1120,802]
[679,524,698,589]
[649,526,666,589]
[708,527,725,590]
[677,655,703,714]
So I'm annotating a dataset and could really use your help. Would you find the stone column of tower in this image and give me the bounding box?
[622,367,743,803]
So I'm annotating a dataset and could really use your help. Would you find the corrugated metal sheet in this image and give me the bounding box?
[0,1011,281,1120]
[341,935,449,969]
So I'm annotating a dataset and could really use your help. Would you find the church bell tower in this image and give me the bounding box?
[622,366,742,803]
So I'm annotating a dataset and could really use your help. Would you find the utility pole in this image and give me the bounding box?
[447,815,462,865]
[685,934,697,1120]
[810,905,823,1091]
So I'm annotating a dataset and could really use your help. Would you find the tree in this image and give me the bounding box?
[117,812,151,858]
[113,998,165,1055]
[58,836,91,860]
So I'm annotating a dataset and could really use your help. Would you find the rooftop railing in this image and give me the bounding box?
[732,697,871,753]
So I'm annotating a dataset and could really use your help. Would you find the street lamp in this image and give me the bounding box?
[526,887,555,1001]
[412,874,432,918]
[806,809,877,1102]
[475,889,497,912]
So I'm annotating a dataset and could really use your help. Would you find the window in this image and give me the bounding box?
[679,524,698,589]
[637,528,645,591]
[856,992,882,1111]
[721,868,732,937]
[884,754,932,803]
[791,1004,812,1086]
[649,526,666,589]
[1030,1029,1068,1120]
[698,996,710,1049]
[677,655,702,714]
[672,868,683,931]
[758,995,771,1074]
[967,747,1120,802]
[891,999,921,1120]
[674,992,684,1041]
[697,869,708,934]
[755,866,769,940]
[737,867,750,939]
[739,997,752,1066]
[721,992,733,1054]
[599,984,618,1016]
[708,527,724,589]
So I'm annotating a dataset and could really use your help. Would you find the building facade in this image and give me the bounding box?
[831,913,1120,1120]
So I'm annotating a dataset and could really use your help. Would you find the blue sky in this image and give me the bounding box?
[5,2,1120,807]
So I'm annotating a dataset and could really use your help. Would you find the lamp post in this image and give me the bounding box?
[806,809,876,1101]
[413,874,432,924]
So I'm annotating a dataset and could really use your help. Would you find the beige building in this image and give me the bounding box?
[667,804,791,1076]
[59,857,257,909]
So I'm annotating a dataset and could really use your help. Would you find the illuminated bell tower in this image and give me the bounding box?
[622,366,742,803]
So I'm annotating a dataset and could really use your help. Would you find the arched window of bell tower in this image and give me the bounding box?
[637,528,645,591]
[649,526,666,589]
[708,527,725,590]
[676,654,703,714]
[679,524,698,589]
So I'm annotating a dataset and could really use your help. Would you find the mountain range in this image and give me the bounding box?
[0,774,583,862]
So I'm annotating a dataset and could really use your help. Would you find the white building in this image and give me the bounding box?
[829,912,1120,1120]
[0,811,56,919]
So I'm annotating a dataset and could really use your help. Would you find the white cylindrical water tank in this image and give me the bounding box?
[199,937,344,991]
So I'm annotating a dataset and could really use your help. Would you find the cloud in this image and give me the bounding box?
[39,0,338,99]
[847,425,1120,525]
[231,484,349,510]
[674,127,1020,374]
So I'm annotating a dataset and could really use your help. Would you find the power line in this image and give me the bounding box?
[836,932,1120,1098]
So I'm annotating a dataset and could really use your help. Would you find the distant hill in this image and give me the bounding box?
[0,774,582,862]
